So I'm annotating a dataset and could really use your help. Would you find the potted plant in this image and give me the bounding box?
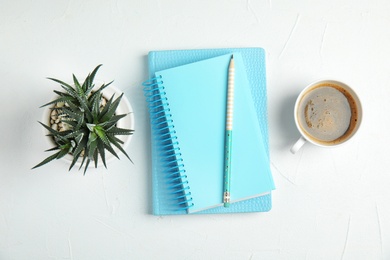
[32,65,134,173]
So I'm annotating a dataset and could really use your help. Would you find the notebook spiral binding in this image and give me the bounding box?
[143,76,194,211]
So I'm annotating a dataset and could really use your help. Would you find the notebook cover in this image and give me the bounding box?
[153,53,273,213]
[147,47,274,215]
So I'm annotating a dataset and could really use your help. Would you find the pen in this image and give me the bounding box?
[223,55,234,207]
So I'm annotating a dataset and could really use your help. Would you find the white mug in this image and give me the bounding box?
[290,80,362,154]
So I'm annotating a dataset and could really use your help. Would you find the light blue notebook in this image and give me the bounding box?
[143,48,275,215]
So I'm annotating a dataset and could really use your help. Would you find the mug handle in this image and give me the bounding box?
[290,136,306,154]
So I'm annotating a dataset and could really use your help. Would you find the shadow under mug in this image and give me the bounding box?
[290,80,362,154]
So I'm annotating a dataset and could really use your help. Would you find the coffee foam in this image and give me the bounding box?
[297,83,359,145]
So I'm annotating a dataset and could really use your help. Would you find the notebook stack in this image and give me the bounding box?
[143,48,275,215]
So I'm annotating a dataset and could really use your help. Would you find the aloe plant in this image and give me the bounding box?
[33,65,133,173]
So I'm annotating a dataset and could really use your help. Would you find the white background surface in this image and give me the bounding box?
[1,0,389,259]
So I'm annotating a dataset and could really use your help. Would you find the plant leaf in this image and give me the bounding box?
[86,123,95,132]
[56,148,70,159]
[60,119,78,128]
[98,94,114,118]
[79,149,88,171]
[97,139,107,168]
[83,64,102,93]
[47,77,74,91]
[63,129,84,139]
[44,146,60,152]
[100,93,123,122]
[107,127,134,136]
[93,149,98,168]
[107,134,132,162]
[75,132,84,144]
[111,135,124,145]
[90,81,113,102]
[40,96,75,108]
[87,133,98,160]
[83,158,91,175]
[38,121,60,136]
[32,151,62,170]
[100,114,127,129]
[73,134,87,156]
[69,148,82,171]
[103,142,119,160]
[64,99,80,113]
[91,92,101,122]
[94,125,110,145]
[73,74,84,97]
[59,84,78,100]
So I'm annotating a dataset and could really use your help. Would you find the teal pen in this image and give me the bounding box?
[223,55,235,207]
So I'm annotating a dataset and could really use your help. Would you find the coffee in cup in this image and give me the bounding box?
[290,80,362,153]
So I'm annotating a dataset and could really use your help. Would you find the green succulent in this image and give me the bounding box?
[33,65,134,173]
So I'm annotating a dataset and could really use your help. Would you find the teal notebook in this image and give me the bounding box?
[143,48,275,215]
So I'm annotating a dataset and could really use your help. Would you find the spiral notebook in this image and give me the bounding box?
[143,48,275,215]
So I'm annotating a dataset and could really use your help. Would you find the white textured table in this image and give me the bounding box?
[1,1,389,259]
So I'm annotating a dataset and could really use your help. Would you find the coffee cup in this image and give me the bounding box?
[290,80,362,154]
